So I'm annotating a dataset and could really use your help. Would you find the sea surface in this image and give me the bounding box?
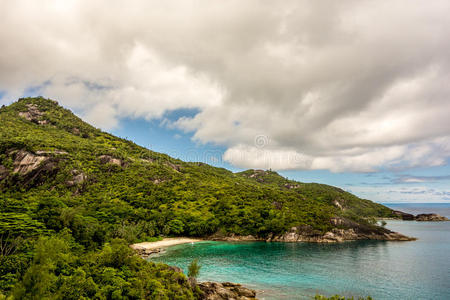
[150,203,450,299]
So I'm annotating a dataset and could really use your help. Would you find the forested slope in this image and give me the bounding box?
[0,97,402,298]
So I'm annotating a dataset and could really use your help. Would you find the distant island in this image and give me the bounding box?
[1,97,440,299]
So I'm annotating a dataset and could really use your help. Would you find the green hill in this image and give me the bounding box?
[0,97,405,299]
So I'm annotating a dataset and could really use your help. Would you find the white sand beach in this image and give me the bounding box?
[131,237,202,250]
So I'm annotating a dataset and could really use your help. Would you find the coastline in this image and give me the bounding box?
[131,237,203,250]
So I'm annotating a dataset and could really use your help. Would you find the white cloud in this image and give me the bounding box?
[1,0,450,172]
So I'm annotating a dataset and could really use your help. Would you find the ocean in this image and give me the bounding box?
[150,203,450,299]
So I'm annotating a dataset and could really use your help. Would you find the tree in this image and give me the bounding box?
[187,259,200,280]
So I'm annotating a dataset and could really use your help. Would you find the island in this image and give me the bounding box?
[0,97,431,299]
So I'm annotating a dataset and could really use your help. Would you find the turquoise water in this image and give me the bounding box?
[151,204,450,299]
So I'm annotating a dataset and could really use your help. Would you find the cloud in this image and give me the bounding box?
[394,174,450,184]
[1,0,450,172]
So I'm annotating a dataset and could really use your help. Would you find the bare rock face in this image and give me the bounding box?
[66,169,87,187]
[10,150,60,187]
[415,214,448,221]
[197,282,257,300]
[333,199,344,210]
[98,155,123,166]
[18,103,48,125]
[129,245,160,258]
[13,150,48,175]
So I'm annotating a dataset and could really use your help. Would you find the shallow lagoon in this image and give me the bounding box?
[151,206,450,299]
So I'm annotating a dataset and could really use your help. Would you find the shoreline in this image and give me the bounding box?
[131,237,203,251]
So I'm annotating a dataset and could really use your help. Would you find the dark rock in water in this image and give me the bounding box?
[415,213,448,221]
[198,281,257,299]
[393,210,415,220]
[393,210,448,221]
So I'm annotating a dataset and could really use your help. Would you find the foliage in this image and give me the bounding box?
[187,259,201,279]
[0,97,399,297]
[12,234,194,300]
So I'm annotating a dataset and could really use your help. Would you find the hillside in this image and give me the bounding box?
[0,97,410,298]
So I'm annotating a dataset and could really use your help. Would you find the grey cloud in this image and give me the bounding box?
[1,1,450,172]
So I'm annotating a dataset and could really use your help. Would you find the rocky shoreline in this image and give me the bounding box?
[213,227,414,243]
[212,216,416,243]
[197,282,257,300]
[392,211,449,221]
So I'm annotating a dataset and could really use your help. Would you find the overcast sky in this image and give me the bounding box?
[1,0,449,202]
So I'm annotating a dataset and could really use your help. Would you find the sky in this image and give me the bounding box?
[1,0,449,203]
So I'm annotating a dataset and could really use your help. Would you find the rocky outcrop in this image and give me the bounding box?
[197,282,257,300]
[98,155,123,166]
[72,127,80,135]
[393,210,415,220]
[284,183,299,189]
[415,213,448,221]
[214,216,415,243]
[214,234,260,242]
[18,103,48,125]
[35,150,68,155]
[271,218,415,242]
[13,150,49,175]
[393,210,448,221]
[130,245,161,258]
[9,150,60,186]
[66,169,87,187]
[333,199,343,210]
[166,162,182,172]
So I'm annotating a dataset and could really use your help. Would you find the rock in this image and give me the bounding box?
[13,150,48,175]
[212,216,415,243]
[10,150,60,187]
[98,155,123,166]
[216,234,258,241]
[35,150,68,155]
[141,158,154,163]
[72,127,80,135]
[248,170,266,178]
[129,245,161,258]
[271,218,415,242]
[284,183,299,189]
[18,103,48,125]
[197,282,257,300]
[393,210,448,221]
[168,266,184,274]
[66,169,87,187]
[166,162,182,172]
[415,213,448,221]
[393,210,415,220]
[333,199,343,210]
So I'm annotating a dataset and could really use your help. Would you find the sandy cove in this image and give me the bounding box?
[130,238,203,257]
